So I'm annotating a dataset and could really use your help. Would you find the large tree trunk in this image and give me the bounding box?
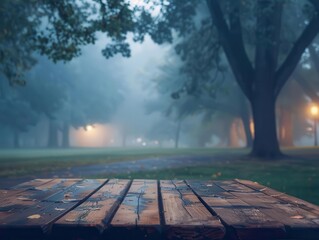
[251,87,281,158]
[251,0,283,158]
[61,121,70,148]
[48,120,59,148]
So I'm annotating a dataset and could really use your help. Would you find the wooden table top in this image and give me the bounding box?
[0,178,319,240]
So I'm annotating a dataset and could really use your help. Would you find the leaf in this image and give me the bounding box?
[27,214,41,219]
[291,215,304,219]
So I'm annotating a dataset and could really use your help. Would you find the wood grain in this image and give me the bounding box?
[233,179,319,239]
[235,179,319,215]
[0,178,318,240]
[0,179,106,239]
[161,180,225,240]
[109,179,160,240]
[53,179,131,239]
[0,179,54,199]
[0,179,81,220]
[187,180,286,240]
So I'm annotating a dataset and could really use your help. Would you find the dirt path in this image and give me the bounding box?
[0,155,223,188]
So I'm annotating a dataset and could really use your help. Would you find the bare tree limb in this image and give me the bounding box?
[275,12,319,97]
[206,0,254,101]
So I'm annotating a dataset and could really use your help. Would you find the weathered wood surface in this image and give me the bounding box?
[109,179,160,239]
[232,179,319,239]
[161,180,225,240]
[0,179,81,220]
[0,179,106,239]
[187,180,286,240]
[0,178,319,240]
[54,179,131,239]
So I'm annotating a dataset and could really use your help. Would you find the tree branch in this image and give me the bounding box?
[294,67,319,103]
[275,13,319,97]
[206,0,254,101]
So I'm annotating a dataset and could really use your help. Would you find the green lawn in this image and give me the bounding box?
[95,157,319,205]
[0,147,247,178]
[0,147,319,205]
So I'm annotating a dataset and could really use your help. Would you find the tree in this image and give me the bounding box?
[203,0,319,158]
[0,0,142,86]
[4,0,318,158]
[157,0,319,157]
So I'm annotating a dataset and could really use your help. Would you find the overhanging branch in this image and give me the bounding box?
[275,11,319,97]
[206,0,253,101]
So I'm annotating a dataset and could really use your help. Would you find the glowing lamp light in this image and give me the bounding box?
[86,125,93,131]
[311,105,319,116]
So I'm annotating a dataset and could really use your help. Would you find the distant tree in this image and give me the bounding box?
[145,55,205,148]
[0,83,38,148]
[61,66,123,147]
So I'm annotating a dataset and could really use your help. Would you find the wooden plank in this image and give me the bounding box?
[231,179,319,239]
[161,180,225,240]
[187,180,286,240]
[0,179,80,208]
[0,179,81,220]
[0,179,107,239]
[108,179,160,240]
[11,179,54,190]
[235,179,319,215]
[53,179,131,239]
[0,179,54,198]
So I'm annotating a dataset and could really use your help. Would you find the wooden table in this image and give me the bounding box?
[0,179,319,240]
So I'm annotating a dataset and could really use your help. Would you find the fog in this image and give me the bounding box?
[0,33,245,149]
[0,0,318,150]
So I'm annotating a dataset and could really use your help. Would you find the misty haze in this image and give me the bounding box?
[1,1,319,239]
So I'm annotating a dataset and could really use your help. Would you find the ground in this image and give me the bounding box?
[0,147,319,205]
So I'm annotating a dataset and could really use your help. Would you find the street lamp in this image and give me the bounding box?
[310,105,319,146]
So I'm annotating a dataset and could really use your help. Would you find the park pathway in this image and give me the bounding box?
[0,155,226,188]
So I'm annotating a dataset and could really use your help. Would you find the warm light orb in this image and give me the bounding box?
[310,105,319,116]
[86,125,93,131]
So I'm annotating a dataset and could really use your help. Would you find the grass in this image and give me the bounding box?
[0,147,319,204]
[0,147,247,178]
[93,157,319,204]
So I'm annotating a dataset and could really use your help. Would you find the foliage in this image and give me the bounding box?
[0,98,38,132]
